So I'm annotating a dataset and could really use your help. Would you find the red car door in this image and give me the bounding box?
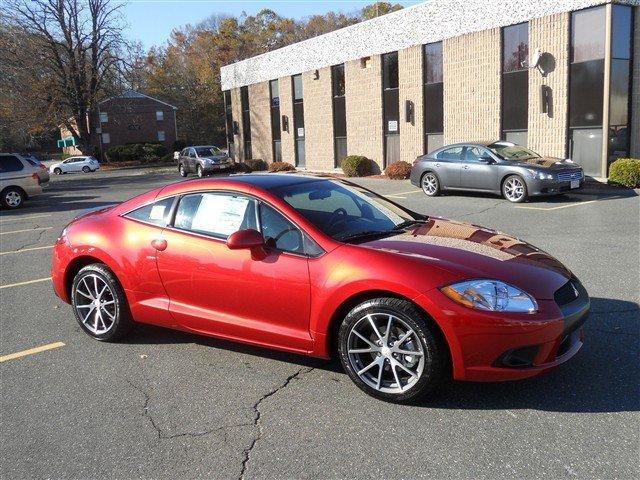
[155,191,313,353]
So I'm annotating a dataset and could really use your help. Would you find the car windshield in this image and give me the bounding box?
[271,180,419,242]
[195,146,222,156]
[488,143,540,161]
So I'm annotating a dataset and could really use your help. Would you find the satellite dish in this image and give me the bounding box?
[530,48,542,69]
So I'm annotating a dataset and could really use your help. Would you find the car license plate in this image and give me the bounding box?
[570,180,579,189]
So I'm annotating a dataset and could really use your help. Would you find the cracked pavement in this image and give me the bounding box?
[1,171,638,479]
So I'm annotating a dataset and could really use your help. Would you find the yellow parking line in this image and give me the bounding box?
[0,342,65,363]
[388,189,422,196]
[515,200,599,211]
[0,213,52,223]
[0,226,52,235]
[0,245,53,256]
[0,277,51,289]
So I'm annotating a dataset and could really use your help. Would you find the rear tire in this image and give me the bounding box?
[1,187,25,209]
[71,264,132,341]
[54,167,62,175]
[338,297,447,404]
[421,172,440,197]
[82,166,90,173]
[179,163,188,177]
[502,175,528,203]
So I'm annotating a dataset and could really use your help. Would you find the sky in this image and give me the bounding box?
[122,0,421,49]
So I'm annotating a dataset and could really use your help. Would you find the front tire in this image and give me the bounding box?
[1,187,25,209]
[82,166,90,173]
[338,297,447,404]
[197,165,204,178]
[71,264,132,341]
[421,172,440,197]
[502,174,528,203]
[54,167,62,175]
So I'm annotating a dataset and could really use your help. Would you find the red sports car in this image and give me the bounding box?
[51,174,589,403]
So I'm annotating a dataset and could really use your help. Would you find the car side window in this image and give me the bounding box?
[464,147,490,163]
[259,203,304,254]
[436,147,463,161]
[125,197,175,226]
[189,149,196,158]
[0,155,24,172]
[173,192,257,238]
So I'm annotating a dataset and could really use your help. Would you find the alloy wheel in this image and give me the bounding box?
[504,177,525,202]
[421,173,438,196]
[5,190,23,208]
[73,274,117,335]
[347,313,425,394]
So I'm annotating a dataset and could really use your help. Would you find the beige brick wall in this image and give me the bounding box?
[248,82,273,163]
[345,56,384,173]
[443,28,501,143]
[399,45,424,163]
[302,68,334,170]
[631,7,640,158]
[278,76,295,164]
[230,87,244,160]
[528,13,570,158]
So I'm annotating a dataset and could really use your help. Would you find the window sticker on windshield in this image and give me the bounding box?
[149,205,166,221]
[191,194,249,236]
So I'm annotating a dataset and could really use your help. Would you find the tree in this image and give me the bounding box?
[361,2,404,20]
[3,0,129,154]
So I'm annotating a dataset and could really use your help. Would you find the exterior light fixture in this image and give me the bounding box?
[313,69,319,80]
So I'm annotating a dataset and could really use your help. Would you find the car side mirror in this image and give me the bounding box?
[480,156,496,164]
[227,229,265,251]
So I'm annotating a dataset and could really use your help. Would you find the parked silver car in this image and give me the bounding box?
[178,146,233,178]
[0,153,43,209]
[410,141,585,203]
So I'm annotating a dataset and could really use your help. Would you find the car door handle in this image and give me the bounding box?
[462,165,469,170]
[151,239,167,251]
[434,163,440,168]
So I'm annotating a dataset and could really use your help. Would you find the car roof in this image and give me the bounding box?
[221,173,328,190]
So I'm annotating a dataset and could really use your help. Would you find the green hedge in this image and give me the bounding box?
[609,158,640,188]
[341,155,372,177]
[105,143,167,163]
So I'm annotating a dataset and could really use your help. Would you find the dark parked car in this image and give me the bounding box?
[178,146,233,178]
[410,141,585,203]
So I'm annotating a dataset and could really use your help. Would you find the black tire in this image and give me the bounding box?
[338,297,447,404]
[71,263,132,341]
[197,165,204,178]
[420,171,440,197]
[82,166,91,173]
[1,187,25,209]
[54,167,62,175]
[179,163,188,177]
[502,174,528,203]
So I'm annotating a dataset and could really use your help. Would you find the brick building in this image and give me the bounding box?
[59,90,178,156]
[221,0,639,179]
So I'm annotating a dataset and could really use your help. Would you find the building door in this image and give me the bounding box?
[382,52,400,168]
[292,75,306,168]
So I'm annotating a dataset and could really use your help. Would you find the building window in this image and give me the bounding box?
[292,74,305,167]
[224,91,234,160]
[423,42,443,153]
[156,110,164,121]
[157,131,165,142]
[608,4,633,164]
[382,51,400,167]
[331,64,347,168]
[501,22,529,146]
[102,133,110,144]
[569,6,606,177]
[99,112,108,123]
[269,79,281,162]
[241,86,252,160]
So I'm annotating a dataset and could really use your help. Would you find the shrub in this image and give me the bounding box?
[105,143,167,163]
[268,161,296,173]
[341,155,372,177]
[384,161,412,179]
[244,158,268,171]
[609,158,640,188]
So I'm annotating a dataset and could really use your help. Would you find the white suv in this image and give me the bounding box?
[0,153,43,209]
[50,156,100,174]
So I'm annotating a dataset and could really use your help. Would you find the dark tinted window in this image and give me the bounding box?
[424,42,443,84]
[502,71,528,130]
[424,83,443,133]
[436,147,463,161]
[332,64,345,97]
[259,203,303,254]
[241,86,252,159]
[174,192,256,238]
[503,23,529,72]
[612,4,632,60]
[569,59,604,127]
[382,51,399,90]
[0,155,24,172]
[23,157,38,166]
[270,79,281,147]
[269,79,279,106]
[464,146,491,163]
[125,197,174,226]
[293,75,303,101]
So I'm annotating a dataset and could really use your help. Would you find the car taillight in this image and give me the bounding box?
[39,162,47,169]
[31,172,41,184]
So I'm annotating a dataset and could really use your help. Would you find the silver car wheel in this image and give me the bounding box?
[421,173,438,196]
[5,190,23,207]
[73,274,116,335]
[347,313,425,394]
[504,177,525,202]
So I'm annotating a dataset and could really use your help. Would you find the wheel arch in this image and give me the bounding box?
[1,185,28,199]
[64,254,124,300]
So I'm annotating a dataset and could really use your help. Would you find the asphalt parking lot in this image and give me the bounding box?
[1,168,638,479]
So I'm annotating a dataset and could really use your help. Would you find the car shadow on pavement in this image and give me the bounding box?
[123,296,638,414]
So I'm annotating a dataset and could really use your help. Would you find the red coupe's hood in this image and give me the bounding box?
[359,218,571,299]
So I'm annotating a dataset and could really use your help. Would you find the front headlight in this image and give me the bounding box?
[440,279,538,313]
[525,168,553,180]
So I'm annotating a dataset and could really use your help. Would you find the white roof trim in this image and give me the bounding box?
[221,0,637,90]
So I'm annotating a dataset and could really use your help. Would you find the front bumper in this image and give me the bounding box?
[202,163,233,173]
[415,278,589,382]
[527,177,585,196]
